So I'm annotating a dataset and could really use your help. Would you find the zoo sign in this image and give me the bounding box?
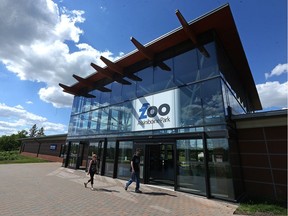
[132,89,179,131]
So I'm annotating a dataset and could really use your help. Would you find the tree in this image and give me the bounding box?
[36,127,45,137]
[0,135,20,151]
[18,130,28,138]
[29,124,38,137]
[0,130,28,151]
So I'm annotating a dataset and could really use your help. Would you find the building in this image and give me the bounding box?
[20,134,66,163]
[20,4,287,203]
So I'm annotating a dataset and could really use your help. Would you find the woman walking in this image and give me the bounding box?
[84,154,98,190]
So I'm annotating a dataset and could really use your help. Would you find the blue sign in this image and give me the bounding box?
[50,144,57,151]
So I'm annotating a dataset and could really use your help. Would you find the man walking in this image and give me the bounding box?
[125,148,142,193]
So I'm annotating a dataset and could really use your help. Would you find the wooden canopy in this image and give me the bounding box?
[59,4,262,110]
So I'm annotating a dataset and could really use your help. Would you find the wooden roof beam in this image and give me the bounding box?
[176,9,210,58]
[130,37,171,71]
[100,56,142,81]
[58,83,95,98]
[72,74,111,92]
[90,62,131,85]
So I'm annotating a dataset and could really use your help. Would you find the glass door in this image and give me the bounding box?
[88,140,104,174]
[68,142,79,169]
[133,143,145,180]
[78,141,88,170]
[146,143,175,186]
[176,139,207,196]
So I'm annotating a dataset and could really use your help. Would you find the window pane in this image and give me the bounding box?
[99,107,109,132]
[109,108,120,131]
[177,139,206,196]
[153,58,175,92]
[198,42,219,79]
[105,141,115,177]
[68,142,79,169]
[207,138,234,200]
[121,80,136,101]
[117,141,133,179]
[120,101,133,132]
[110,82,122,104]
[201,78,225,125]
[99,83,111,106]
[174,49,199,85]
[136,67,153,97]
[179,84,203,127]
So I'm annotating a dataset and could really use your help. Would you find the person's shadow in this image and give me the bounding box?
[142,191,177,197]
[94,188,120,193]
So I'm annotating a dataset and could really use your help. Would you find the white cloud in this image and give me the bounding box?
[256,81,288,109]
[0,103,67,136]
[0,0,121,109]
[265,63,288,79]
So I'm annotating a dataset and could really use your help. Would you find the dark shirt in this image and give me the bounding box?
[131,154,140,172]
[90,160,97,173]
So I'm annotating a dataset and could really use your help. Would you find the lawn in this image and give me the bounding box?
[0,151,49,164]
[235,201,287,215]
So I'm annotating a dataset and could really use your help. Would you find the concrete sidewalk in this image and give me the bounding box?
[0,163,240,216]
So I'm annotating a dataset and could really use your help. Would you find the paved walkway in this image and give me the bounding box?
[0,163,240,216]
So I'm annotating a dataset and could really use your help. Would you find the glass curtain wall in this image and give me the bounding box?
[216,37,247,114]
[67,40,221,137]
[117,141,133,179]
[67,77,226,137]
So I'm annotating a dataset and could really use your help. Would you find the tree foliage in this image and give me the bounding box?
[0,131,27,151]
[29,124,38,137]
[0,124,45,151]
[37,127,45,137]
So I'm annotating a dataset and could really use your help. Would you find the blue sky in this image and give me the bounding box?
[0,0,287,136]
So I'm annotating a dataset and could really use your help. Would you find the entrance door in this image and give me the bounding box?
[78,141,89,170]
[146,143,175,186]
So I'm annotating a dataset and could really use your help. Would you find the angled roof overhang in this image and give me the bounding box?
[59,4,262,110]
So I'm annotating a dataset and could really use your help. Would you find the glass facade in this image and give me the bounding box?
[63,36,247,201]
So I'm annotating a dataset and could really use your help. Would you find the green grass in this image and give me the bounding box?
[0,151,49,164]
[235,202,287,215]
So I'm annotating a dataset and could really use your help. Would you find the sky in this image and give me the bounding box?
[0,0,287,136]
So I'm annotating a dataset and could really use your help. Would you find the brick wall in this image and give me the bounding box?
[20,136,66,163]
[237,125,287,203]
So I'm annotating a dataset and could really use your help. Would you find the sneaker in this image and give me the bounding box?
[135,189,142,193]
[91,187,94,191]
[84,183,87,188]
[125,186,128,191]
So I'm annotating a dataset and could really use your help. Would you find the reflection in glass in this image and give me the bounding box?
[105,141,115,177]
[136,67,153,97]
[174,49,198,85]
[110,82,123,104]
[68,142,79,169]
[198,42,218,80]
[153,58,175,92]
[207,138,234,199]
[201,78,225,125]
[179,84,203,127]
[177,139,206,196]
[117,141,133,179]
[99,108,109,132]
